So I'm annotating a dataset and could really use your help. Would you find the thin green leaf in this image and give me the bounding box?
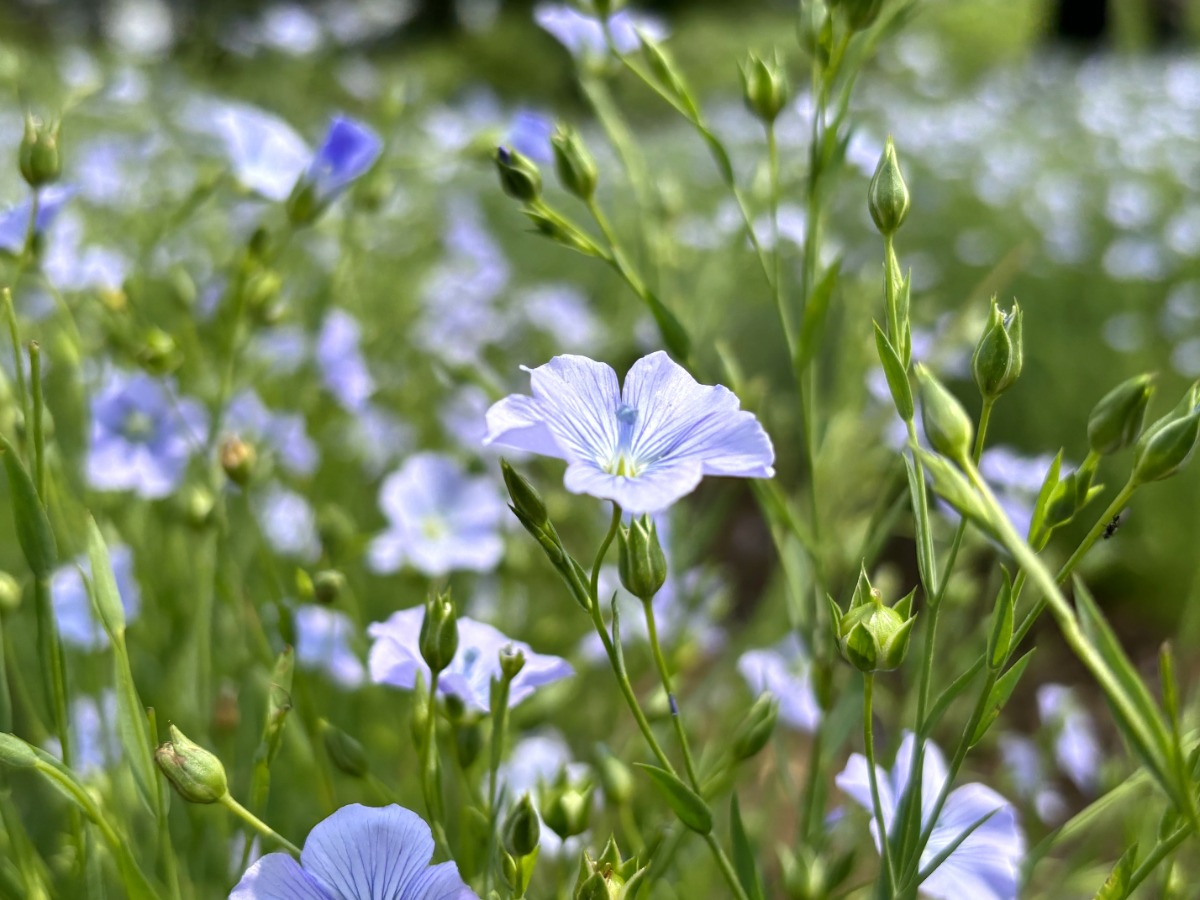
[902,455,936,597]
[970,649,1034,747]
[642,287,691,362]
[1093,843,1138,900]
[730,794,765,900]
[797,263,842,370]
[0,435,56,579]
[634,763,712,834]
[1028,450,1064,549]
[874,322,913,422]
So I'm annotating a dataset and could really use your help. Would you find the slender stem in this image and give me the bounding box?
[765,122,793,350]
[1125,822,1194,895]
[28,342,45,501]
[590,504,623,602]
[643,598,700,789]
[32,577,69,767]
[21,190,40,261]
[483,677,512,896]
[704,834,753,900]
[1055,478,1136,585]
[1,290,30,447]
[863,675,896,891]
[220,794,301,856]
[421,670,452,857]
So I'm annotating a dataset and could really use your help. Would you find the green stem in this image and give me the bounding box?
[483,677,512,896]
[1,290,30,449]
[220,794,301,856]
[643,598,700,790]
[28,343,45,501]
[1125,822,1194,895]
[863,674,896,891]
[421,670,452,857]
[704,834,753,900]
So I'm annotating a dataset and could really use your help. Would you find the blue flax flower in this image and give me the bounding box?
[297,114,383,209]
[0,185,75,254]
[294,604,366,689]
[1037,683,1102,794]
[484,352,775,514]
[224,390,318,477]
[737,634,821,733]
[51,543,141,651]
[368,607,572,713]
[318,309,375,412]
[87,370,206,499]
[534,4,667,57]
[836,732,1025,900]
[230,803,477,899]
[367,452,505,577]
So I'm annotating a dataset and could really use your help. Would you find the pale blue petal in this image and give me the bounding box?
[483,394,566,459]
[230,852,333,900]
[306,115,382,201]
[367,608,425,689]
[922,784,1023,900]
[835,753,896,835]
[563,457,703,515]
[301,804,475,900]
[524,355,620,464]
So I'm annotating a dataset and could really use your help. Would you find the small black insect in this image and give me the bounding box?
[1102,509,1128,540]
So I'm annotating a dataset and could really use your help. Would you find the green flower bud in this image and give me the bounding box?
[285,181,319,226]
[740,52,790,124]
[835,0,886,30]
[596,745,634,806]
[915,364,974,466]
[138,327,182,375]
[219,436,257,486]
[495,146,542,202]
[320,719,369,778]
[19,114,61,188]
[0,571,22,614]
[502,792,541,858]
[552,126,599,201]
[617,515,667,602]
[501,459,549,531]
[454,715,484,769]
[972,299,1023,400]
[732,693,779,761]
[797,0,833,66]
[420,591,459,674]
[1088,374,1154,456]
[500,643,527,681]
[177,484,216,529]
[1132,407,1200,485]
[574,837,644,900]
[540,769,593,839]
[155,724,228,804]
[312,569,347,606]
[829,567,915,673]
[868,137,910,236]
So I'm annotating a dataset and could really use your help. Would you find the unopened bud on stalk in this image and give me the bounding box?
[19,114,61,188]
[972,299,1023,400]
[741,52,790,124]
[552,126,599,201]
[1088,374,1154,456]
[312,569,346,605]
[501,459,549,531]
[502,792,541,858]
[494,146,542,202]
[419,591,458,674]
[320,719,368,778]
[732,693,779,760]
[574,837,645,900]
[1132,407,1200,485]
[540,769,593,838]
[155,725,228,803]
[617,515,667,602]
[829,566,916,673]
[596,745,634,806]
[868,137,910,236]
[500,643,527,681]
[915,364,974,466]
[219,436,256,486]
[835,0,886,31]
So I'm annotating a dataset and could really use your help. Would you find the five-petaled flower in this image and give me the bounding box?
[484,352,775,513]
[836,732,1025,900]
[368,607,572,713]
[230,803,477,899]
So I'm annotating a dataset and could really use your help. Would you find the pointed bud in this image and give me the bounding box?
[503,792,542,858]
[830,568,916,673]
[1088,374,1154,455]
[732,693,779,760]
[1131,407,1200,485]
[495,146,542,202]
[915,364,973,466]
[972,299,1023,400]
[741,52,790,124]
[19,114,61,188]
[138,327,181,375]
[552,126,599,201]
[868,137,910,235]
[835,0,886,31]
[500,643,527,681]
[320,719,369,778]
[797,0,833,66]
[219,436,257,486]
[596,745,634,806]
[420,591,459,674]
[155,725,228,804]
[501,459,549,531]
[617,515,667,602]
[540,769,593,839]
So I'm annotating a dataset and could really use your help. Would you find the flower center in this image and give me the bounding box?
[121,410,156,443]
[420,515,447,540]
[607,403,643,477]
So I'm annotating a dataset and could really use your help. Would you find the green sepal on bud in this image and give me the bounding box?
[1132,405,1200,485]
[915,364,974,466]
[312,568,347,605]
[833,0,886,31]
[502,459,549,531]
[539,768,594,839]
[617,515,667,602]
[972,298,1023,400]
[829,566,916,673]
[502,792,542,858]
[741,52,790,124]
[495,146,542,202]
[797,0,833,67]
[574,836,646,900]
[155,724,229,804]
[420,591,459,674]
[1087,373,1154,456]
[552,126,599,201]
[20,114,62,188]
[500,643,527,681]
[868,137,910,236]
[320,719,369,778]
[732,693,779,760]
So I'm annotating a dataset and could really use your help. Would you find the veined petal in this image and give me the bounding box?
[891,732,950,831]
[563,458,703,514]
[621,351,774,478]
[230,852,333,899]
[922,784,1023,900]
[835,753,897,837]
[525,355,620,464]
[483,394,568,459]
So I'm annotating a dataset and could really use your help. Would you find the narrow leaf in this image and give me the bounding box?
[730,794,765,900]
[874,322,914,422]
[634,763,712,833]
[902,455,936,596]
[797,263,842,370]
[1093,843,1138,900]
[0,435,56,578]
[970,649,1034,747]
[643,288,691,362]
[1028,449,1064,549]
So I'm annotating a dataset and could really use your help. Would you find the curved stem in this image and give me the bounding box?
[643,598,700,789]
[220,794,301,856]
[703,834,752,900]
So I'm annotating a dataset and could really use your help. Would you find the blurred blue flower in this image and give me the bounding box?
[493,729,589,858]
[485,352,775,514]
[254,485,321,561]
[317,309,375,412]
[997,733,1067,825]
[1036,684,1102,795]
[43,212,129,292]
[87,370,206,499]
[507,109,554,163]
[44,691,120,780]
[0,185,75,254]
[230,803,477,899]
[534,4,667,57]
[367,452,505,577]
[518,284,599,351]
[836,732,1025,900]
[294,604,365,689]
[737,634,821,733]
[300,115,383,206]
[225,390,318,477]
[51,543,141,651]
[368,607,572,713]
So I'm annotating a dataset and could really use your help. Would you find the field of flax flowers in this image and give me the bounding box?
[2,0,1200,898]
